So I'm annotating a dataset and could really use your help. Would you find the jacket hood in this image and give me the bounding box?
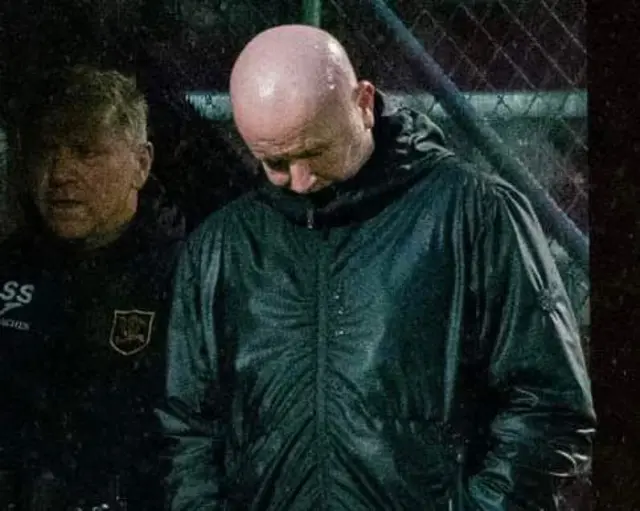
[118,174,186,254]
[255,91,454,229]
[15,175,186,265]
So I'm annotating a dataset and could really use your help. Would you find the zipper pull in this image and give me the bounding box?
[306,208,314,229]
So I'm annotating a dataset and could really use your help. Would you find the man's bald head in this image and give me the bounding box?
[230,25,376,194]
[230,25,359,139]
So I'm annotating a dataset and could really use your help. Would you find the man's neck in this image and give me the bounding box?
[75,194,139,252]
[360,133,376,168]
[81,218,133,251]
[350,131,376,180]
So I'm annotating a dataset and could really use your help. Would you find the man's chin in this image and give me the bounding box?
[45,221,91,242]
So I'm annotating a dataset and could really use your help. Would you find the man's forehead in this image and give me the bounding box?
[246,104,336,159]
[41,129,116,148]
[37,114,125,147]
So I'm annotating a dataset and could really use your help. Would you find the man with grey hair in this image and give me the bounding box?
[160,25,594,510]
[0,65,186,509]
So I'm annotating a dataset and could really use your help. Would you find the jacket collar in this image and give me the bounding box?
[255,91,454,229]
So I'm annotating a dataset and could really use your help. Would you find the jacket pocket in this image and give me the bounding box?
[383,418,464,509]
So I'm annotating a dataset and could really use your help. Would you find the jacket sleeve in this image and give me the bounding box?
[465,177,596,510]
[156,229,226,511]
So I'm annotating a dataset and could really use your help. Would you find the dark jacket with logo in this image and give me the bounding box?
[0,177,186,509]
[159,93,595,511]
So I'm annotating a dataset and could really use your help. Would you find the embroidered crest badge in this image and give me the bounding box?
[109,309,155,356]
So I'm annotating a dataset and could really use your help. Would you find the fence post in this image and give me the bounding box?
[302,0,323,26]
[367,0,589,272]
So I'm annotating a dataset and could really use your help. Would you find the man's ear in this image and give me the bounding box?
[356,80,376,130]
[134,141,153,190]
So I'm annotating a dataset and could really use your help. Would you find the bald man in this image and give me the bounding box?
[159,25,595,511]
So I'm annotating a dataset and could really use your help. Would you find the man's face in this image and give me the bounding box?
[239,81,375,194]
[28,122,151,243]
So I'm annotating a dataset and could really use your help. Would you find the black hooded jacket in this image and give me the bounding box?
[159,93,595,510]
[0,177,186,509]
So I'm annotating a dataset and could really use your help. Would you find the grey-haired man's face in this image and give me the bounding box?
[27,119,152,243]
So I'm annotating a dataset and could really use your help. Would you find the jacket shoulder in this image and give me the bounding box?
[181,193,260,259]
[409,156,518,213]
[425,156,514,193]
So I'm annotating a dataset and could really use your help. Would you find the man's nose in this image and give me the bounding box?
[288,161,317,194]
[48,147,79,183]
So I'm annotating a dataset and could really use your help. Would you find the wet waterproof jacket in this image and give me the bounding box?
[0,177,186,509]
[159,93,595,511]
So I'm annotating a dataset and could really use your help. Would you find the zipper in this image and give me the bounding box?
[454,444,465,511]
[315,221,329,509]
[307,208,315,229]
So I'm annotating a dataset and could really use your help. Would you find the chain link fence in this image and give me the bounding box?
[322,0,590,339]
[323,0,587,226]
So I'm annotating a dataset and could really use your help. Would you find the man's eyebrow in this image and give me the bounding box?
[296,144,329,157]
[264,142,330,161]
